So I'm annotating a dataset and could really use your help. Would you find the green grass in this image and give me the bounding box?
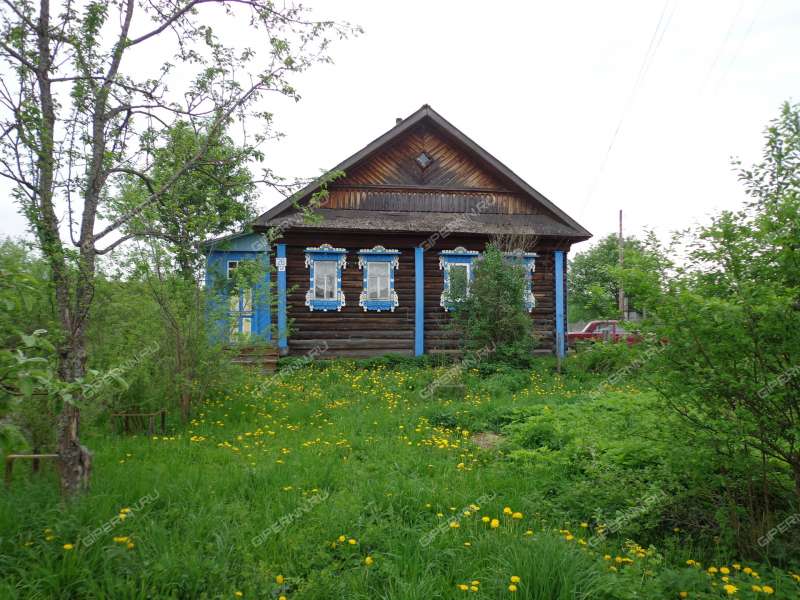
[0,361,798,599]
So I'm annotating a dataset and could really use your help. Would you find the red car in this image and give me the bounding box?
[567,320,640,346]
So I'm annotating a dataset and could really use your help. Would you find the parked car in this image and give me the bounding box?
[567,320,640,346]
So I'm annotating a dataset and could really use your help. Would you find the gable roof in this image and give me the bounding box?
[254,105,591,240]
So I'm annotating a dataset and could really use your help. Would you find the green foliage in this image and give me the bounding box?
[450,245,537,366]
[567,340,649,375]
[568,232,667,322]
[1,362,798,598]
[624,102,800,513]
[113,122,259,280]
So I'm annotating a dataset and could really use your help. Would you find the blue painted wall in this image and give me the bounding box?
[204,232,272,344]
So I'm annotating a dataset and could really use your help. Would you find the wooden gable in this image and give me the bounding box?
[255,105,591,240]
[341,122,507,190]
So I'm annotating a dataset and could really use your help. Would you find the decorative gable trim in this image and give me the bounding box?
[254,105,591,241]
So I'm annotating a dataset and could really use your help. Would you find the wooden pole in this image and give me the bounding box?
[618,209,625,318]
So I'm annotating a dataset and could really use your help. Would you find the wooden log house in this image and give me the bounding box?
[205,105,591,359]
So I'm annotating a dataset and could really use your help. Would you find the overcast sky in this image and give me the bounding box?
[1,0,798,253]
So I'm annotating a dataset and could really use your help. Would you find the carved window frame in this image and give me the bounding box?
[439,247,479,311]
[304,244,347,311]
[358,246,400,312]
[503,250,538,312]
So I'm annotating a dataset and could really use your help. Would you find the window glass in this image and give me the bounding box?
[227,261,238,279]
[242,288,253,312]
[449,264,469,301]
[367,262,390,300]
[314,261,337,300]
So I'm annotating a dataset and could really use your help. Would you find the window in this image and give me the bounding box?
[447,263,470,302]
[358,246,400,311]
[227,261,254,340]
[304,244,347,311]
[439,247,479,311]
[313,260,338,300]
[503,251,537,312]
[367,262,390,300]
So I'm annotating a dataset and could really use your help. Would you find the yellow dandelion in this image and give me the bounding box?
[275,575,285,585]
[508,584,518,592]
[510,576,521,583]
[490,518,500,529]
[63,543,74,551]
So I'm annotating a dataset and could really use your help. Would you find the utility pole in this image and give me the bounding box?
[618,209,625,319]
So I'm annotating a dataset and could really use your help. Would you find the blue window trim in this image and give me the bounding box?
[304,244,347,311]
[503,251,538,312]
[439,247,479,311]
[358,246,400,312]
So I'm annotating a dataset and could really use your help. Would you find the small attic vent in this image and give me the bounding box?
[415,151,433,169]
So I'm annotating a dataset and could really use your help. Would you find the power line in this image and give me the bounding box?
[698,0,746,95]
[712,0,766,94]
[578,0,675,218]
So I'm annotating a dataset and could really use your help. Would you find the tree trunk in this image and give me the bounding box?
[793,459,800,507]
[56,337,92,495]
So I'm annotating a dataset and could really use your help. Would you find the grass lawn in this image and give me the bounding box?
[1,360,798,599]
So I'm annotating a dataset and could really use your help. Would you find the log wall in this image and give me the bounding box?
[280,232,567,359]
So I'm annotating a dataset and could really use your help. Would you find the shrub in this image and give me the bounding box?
[450,244,537,366]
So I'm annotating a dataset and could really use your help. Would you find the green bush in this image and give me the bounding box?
[450,244,537,366]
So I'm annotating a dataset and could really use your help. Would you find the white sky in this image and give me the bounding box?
[1,0,798,251]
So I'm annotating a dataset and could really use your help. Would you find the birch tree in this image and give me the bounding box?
[0,0,354,495]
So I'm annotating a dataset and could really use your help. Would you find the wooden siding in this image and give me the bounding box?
[315,121,553,218]
[285,244,415,358]
[343,123,508,189]
[280,231,562,358]
[324,188,538,215]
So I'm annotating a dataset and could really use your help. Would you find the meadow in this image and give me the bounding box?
[1,357,798,599]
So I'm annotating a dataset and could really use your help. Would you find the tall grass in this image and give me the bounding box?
[0,362,797,599]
